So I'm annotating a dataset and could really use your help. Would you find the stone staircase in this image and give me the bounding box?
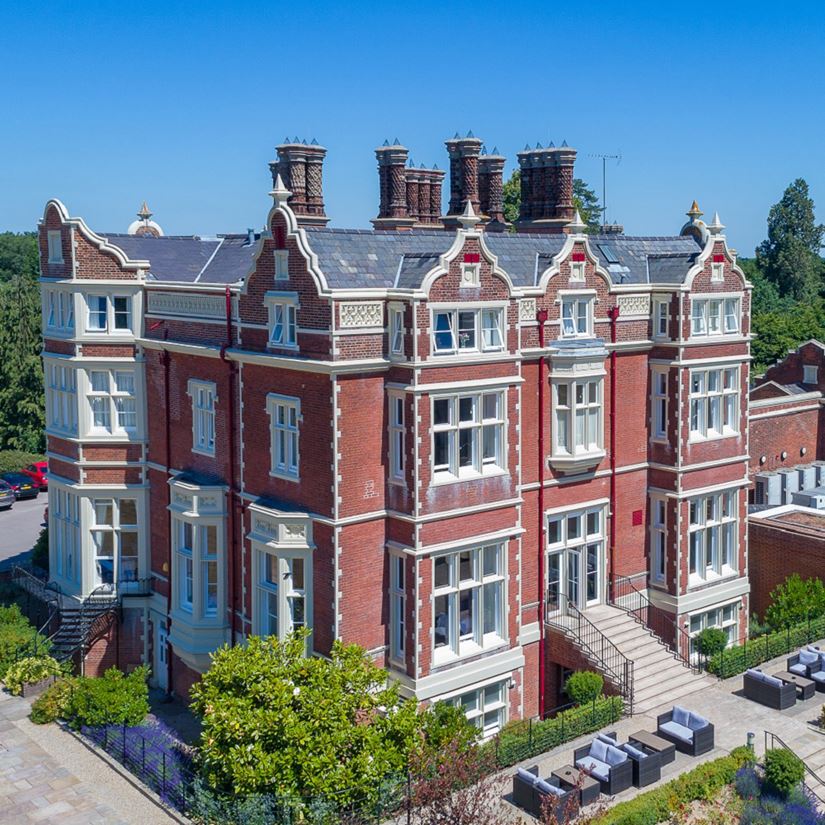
[557,603,714,715]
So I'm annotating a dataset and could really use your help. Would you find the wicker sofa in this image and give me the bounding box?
[512,765,578,821]
[789,647,825,691]
[574,738,633,795]
[743,668,797,709]
[656,705,715,756]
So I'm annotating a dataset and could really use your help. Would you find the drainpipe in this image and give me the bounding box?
[536,308,549,716]
[607,305,621,601]
[162,332,174,697]
[220,286,238,647]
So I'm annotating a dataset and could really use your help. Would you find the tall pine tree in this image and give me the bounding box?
[756,178,825,300]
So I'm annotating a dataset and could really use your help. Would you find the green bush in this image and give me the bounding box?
[766,574,825,630]
[492,695,623,768]
[0,450,44,475]
[593,746,754,824]
[763,748,805,797]
[0,603,50,679]
[695,627,728,658]
[30,678,75,724]
[3,655,63,695]
[64,666,149,729]
[564,670,604,706]
[31,528,48,574]
[707,614,825,678]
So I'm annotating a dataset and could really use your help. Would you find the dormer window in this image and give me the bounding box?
[47,230,63,264]
[803,365,819,385]
[274,250,289,280]
[560,295,593,338]
[266,293,298,349]
[431,307,504,356]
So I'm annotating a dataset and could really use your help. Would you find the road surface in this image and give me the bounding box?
[0,493,47,569]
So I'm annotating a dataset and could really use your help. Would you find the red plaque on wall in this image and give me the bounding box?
[632,509,643,526]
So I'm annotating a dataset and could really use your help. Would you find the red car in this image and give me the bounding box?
[20,461,48,490]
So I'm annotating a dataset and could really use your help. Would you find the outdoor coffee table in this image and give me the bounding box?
[628,730,676,765]
[773,670,816,700]
[551,765,601,806]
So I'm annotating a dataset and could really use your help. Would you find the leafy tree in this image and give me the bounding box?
[190,631,477,810]
[502,171,601,231]
[695,627,728,658]
[756,178,825,300]
[765,574,825,629]
[0,232,39,284]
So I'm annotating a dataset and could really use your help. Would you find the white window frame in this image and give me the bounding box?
[650,497,666,584]
[172,515,222,621]
[711,261,725,282]
[803,365,818,385]
[84,294,133,335]
[45,290,75,334]
[688,490,738,585]
[47,230,63,264]
[560,294,593,338]
[552,378,603,457]
[653,298,669,339]
[689,601,739,659]
[266,293,298,349]
[651,368,668,441]
[460,262,480,287]
[90,497,140,589]
[189,380,217,456]
[430,307,505,356]
[51,487,80,585]
[388,393,405,484]
[267,394,300,480]
[46,363,78,436]
[390,306,405,356]
[85,369,138,437]
[689,366,739,441]
[432,543,506,663]
[255,548,311,645]
[570,260,586,282]
[389,552,406,664]
[690,296,740,338]
[274,249,290,280]
[445,679,508,739]
[431,391,506,482]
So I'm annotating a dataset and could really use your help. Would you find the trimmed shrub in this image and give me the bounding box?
[766,574,825,630]
[0,450,44,475]
[592,746,754,824]
[764,748,805,797]
[64,666,149,729]
[695,627,728,658]
[564,670,604,706]
[3,655,63,695]
[0,603,49,679]
[707,615,825,678]
[30,678,75,724]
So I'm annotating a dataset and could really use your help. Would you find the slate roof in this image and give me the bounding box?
[101,227,702,290]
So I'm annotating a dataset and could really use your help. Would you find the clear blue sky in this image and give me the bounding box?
[2,1,824,256]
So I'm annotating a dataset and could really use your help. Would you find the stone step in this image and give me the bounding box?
[633,657,690,683]
[632,671,706,709]
[634,678,709,715]
[588,613,640,633]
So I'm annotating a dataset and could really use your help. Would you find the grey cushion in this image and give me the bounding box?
[799,650,818,665]
[623,743,647,760]
[789,663,807,676]
[746,668,765,682]
[605,745,628,766]
[660,720,693,742]
[535,779,562,796]
[688,712,709,731]
[576,756,609,781]
[517,767,538,786]
[763,674,783,688]
[811,671,825,683]
[672,705,690,726]
[597,733,618,745]
[590,738,609,762]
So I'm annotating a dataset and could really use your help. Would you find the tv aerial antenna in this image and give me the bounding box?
[589,152,622,227]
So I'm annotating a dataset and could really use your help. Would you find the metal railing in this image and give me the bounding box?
[765,730,825,807]
[610,572,700,674]
[553,600,635,714]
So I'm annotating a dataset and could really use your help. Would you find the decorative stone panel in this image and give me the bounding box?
[339,302,383,329]
[147,291,226,320]
[617,294,650,318]
[519,298,537,322]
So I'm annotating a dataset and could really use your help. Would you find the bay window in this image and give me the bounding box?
[85,294,133,334]
[256,550,310,642]
[433,543,505,660]
[690,297,740,337]
[689,367,739,440]
[389,553,406,663]
[47,363,77,435]
[651,498,666,584]
[91,497,139,588]
[86,369,138,436]
[45,290,75,333]
[173,516,221,619]
[553,379,602,456]
[688,490,738,583]
[431,307,504,355]
[52,487,79,584]
[652,369,668,440]
[431,391,505,481]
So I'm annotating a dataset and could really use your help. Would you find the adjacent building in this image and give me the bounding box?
[39,134,753,728]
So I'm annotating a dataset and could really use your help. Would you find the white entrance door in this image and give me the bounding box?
[155,620,168,691]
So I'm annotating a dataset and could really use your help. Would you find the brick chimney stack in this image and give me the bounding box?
[372,140,416,231]
[405,164,444,227]
[515,142,577,233]
[478,147,507,231]
[271,139,329,226]
[443,132,483,228]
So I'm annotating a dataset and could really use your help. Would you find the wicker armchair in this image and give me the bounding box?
[574,741,633,795]
[656,706,715,756]
[512,765,578,821]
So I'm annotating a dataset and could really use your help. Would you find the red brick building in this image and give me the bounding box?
[39,135,753,728]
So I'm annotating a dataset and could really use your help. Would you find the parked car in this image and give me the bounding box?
[0,480,14,510]
[0,472,39,500]
[20,461,48,490]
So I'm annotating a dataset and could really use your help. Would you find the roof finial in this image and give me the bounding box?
[270,173,292,206]
[458,199,481,230]
[138,201,152,221]
[567,209,587,235]
[708,211,725,235]
[687,200,703,219]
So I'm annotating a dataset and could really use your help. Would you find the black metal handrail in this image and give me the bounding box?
[765,731,825,806]
[610,572,700,674]
[561,600,635,715]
